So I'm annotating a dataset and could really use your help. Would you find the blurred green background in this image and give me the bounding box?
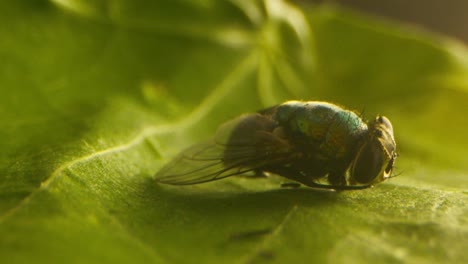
[0,0,467,263]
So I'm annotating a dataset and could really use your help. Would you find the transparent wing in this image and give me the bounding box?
[155,113,293,185]
[155,141,265,185]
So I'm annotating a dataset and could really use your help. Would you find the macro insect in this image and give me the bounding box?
[155,101,397,190]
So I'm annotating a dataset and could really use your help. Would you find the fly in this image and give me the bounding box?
[155,101,397,190]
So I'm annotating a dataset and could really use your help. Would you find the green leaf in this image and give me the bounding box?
[1,1,466,263]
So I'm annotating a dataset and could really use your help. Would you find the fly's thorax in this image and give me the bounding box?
[320,110,368,159]
[274,101,367,159]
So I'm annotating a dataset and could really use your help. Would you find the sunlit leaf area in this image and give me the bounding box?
[0,0,466,263]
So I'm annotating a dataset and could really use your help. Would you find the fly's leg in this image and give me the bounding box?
[294,175,372,190]
[328,171,347,186]
[317,182,373,190]
[268,166,372,190]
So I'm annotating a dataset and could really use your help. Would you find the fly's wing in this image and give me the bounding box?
[155,113,293,185]
[155,142,244,185]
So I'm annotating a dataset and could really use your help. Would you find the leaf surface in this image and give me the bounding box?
[0,1,466,263]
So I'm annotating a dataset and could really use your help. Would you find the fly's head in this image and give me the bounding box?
[349,116,397,185]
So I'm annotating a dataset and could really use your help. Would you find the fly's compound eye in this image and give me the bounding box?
[350,139,385,184]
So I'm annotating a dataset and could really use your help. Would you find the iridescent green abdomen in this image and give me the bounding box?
[274,101,367,159]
